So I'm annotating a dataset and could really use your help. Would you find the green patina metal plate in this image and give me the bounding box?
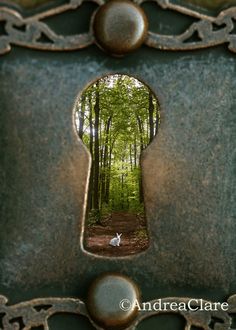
[0,0,236,329]
[4,0,236,11]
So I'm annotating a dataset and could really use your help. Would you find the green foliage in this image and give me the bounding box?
[87,209,101,226]
[75,74,160,218]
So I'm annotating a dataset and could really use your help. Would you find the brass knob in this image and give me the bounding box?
[92,0,148,56]
[87,273,140,329]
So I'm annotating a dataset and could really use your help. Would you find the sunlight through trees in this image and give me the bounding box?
[75,74,160,225]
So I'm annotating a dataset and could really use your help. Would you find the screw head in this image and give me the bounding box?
[87,273,140,329]
[93,0,148,56]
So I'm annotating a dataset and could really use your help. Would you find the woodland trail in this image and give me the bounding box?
[85,212,148,256]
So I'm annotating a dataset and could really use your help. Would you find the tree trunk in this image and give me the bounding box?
[101,116,112,204]
[94,82,100,214]
[78,94,85,140]
[105,143,112,204]
[121,155,124,210]
[134,136,137,168]
[129,144,133,171]
[136,116,144,152]
[155,100,159,135]
[88,92,94,211]
[148,91,154,144]
[136,116,144,203]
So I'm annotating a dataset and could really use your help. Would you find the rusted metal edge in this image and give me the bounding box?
[144,2,236,53]
[0,0,236,55]
[0,0,102,55]
[1,294,236,329]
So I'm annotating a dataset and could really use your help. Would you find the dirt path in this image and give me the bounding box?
[85,212,148,256]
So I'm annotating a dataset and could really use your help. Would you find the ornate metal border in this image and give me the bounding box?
[1,294,236,329]
[0,0,236,55]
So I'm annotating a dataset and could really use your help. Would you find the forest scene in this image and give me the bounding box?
[75,74,160,256]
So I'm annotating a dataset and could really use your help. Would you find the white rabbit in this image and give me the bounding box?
[109,233,122,246]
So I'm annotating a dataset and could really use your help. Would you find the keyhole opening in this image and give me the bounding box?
[75,74,160,257]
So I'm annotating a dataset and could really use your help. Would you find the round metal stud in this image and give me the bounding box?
[92,0,148,56]
[87,273,141,329]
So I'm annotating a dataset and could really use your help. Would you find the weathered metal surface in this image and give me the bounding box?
[87,273,140,329]
[5,0,236,11]
[2,288,236,329]
[0,0,101,55]
[0,48,235,293]
[1,0,236,55]
[0,1,236,329]
[144,3,236,52]
[93,0,148,56]
[0,295,88,329]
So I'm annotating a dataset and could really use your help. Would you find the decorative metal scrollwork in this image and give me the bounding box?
[0,0,101,55]
[1,293,236,329]
[0,0,236,55]
[143,1,236,53]
[0,295,88,330]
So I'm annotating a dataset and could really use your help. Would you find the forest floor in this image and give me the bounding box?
[85,212,149,256]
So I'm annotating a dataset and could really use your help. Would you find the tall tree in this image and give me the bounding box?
[148,91,154,144]
[78,94,85,139]
[88,91,94,210]
[93,81,100,212]
[101,115,112,204]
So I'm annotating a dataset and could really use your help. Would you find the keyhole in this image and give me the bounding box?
[75,74,160,256]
